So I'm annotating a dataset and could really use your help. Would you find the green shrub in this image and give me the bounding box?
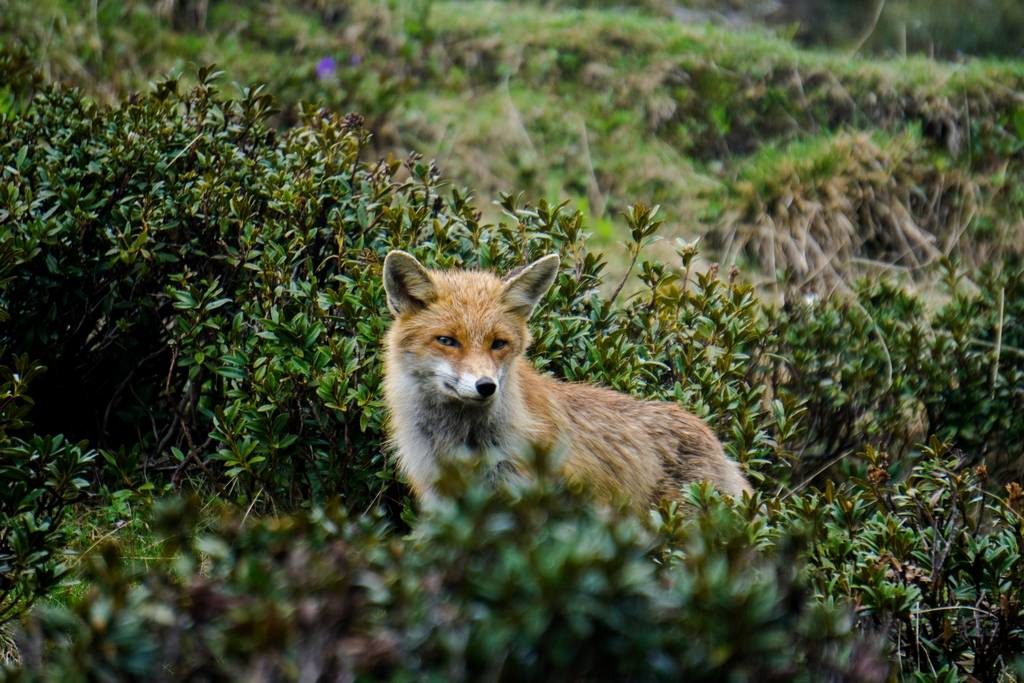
[0,69,798,511]
[8,444,1023,681]
[768,262,1024,481]
[926,260,1024,477]
[2,458,884,682]
[808,442,1024,680]
[0,353,96,626]
[1,205,98,627]
[1,68,425,510]
[3,61,1024,678]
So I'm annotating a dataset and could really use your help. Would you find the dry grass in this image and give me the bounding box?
[0,623,19,668]
[714,132,1008,291]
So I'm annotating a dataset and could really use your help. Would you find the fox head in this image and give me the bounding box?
[382,251,560,405]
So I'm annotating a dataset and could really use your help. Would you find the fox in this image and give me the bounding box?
[381,250,752,509]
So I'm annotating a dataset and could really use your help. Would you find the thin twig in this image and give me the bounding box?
[778,449,857,501]
[980,490,1024,524]
[67,519,129,570]
[240,487,263,528]
[853,297,894,392]
[577,116,606,218]
[912,605,999,620]
[501,70,536,159]
[168,133,203,167]
[850,0,887,54]
[990,287,1004,398]
[608,244,639,306]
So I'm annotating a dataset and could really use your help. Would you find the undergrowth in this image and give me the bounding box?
[0,62,1023,678]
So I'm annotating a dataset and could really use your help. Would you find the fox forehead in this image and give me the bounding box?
[429,268,505,302]
[396,269,525,344]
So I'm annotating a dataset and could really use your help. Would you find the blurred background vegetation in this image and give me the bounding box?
[4,0,1023,278]
[1,0,1023,679]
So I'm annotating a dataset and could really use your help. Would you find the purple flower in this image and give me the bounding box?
[315,56,338,80]
[349,53,363,67]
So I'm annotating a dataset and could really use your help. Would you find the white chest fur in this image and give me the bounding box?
[387,367,525,495]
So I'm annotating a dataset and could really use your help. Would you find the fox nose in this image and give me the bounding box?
[475,377,497,398]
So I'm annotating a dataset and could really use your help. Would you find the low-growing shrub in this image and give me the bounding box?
[927,260,1024,477]
[2,215,98,628]
[768,262,1024,482]
[2,60,1024,678]
[663,440,1024,680]
[0,68,799,512]
[0,353,96,627]
[7,444,1023,681]
[3,457,884,682]
[804,442,1024,680]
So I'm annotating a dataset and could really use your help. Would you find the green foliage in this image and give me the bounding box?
[2,44,1024,678]
[769,263,1024,480]
[3,191,97,627]
[3,458,884,681]
[659,442,1024,680]
[769,280,934,473]
[0,70,422,510]
[927,261,1024,475]
[9,445,1024,680]
[0,71,802,512]
[807,442,1024,680]
[0,353,96,626]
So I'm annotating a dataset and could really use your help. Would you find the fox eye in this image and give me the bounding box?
[436,336,460,348]
[491,339,508,350]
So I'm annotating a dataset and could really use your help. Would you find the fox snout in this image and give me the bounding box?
[438,360,501,403]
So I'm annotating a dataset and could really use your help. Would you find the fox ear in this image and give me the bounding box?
[502,254,560,317]
[383,250,436,316]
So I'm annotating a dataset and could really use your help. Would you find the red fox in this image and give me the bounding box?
[381,250,752,508]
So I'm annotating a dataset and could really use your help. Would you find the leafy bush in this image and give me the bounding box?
[768,262,1024,481]
[1,207,97,627]
[1,68,415,510]
[3,58,1024,679]
[8,444,1024,681]
[0,68,799,511]
[0,353,96,626]
[803,442,1024,680]
[3,458,883,682]
[927,261,1024,476]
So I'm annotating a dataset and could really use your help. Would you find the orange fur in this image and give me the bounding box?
[381,251,751,508]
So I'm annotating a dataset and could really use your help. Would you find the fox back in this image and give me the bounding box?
[381,251,751,508]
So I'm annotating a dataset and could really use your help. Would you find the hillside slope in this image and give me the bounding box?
[3,0,1023,281]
